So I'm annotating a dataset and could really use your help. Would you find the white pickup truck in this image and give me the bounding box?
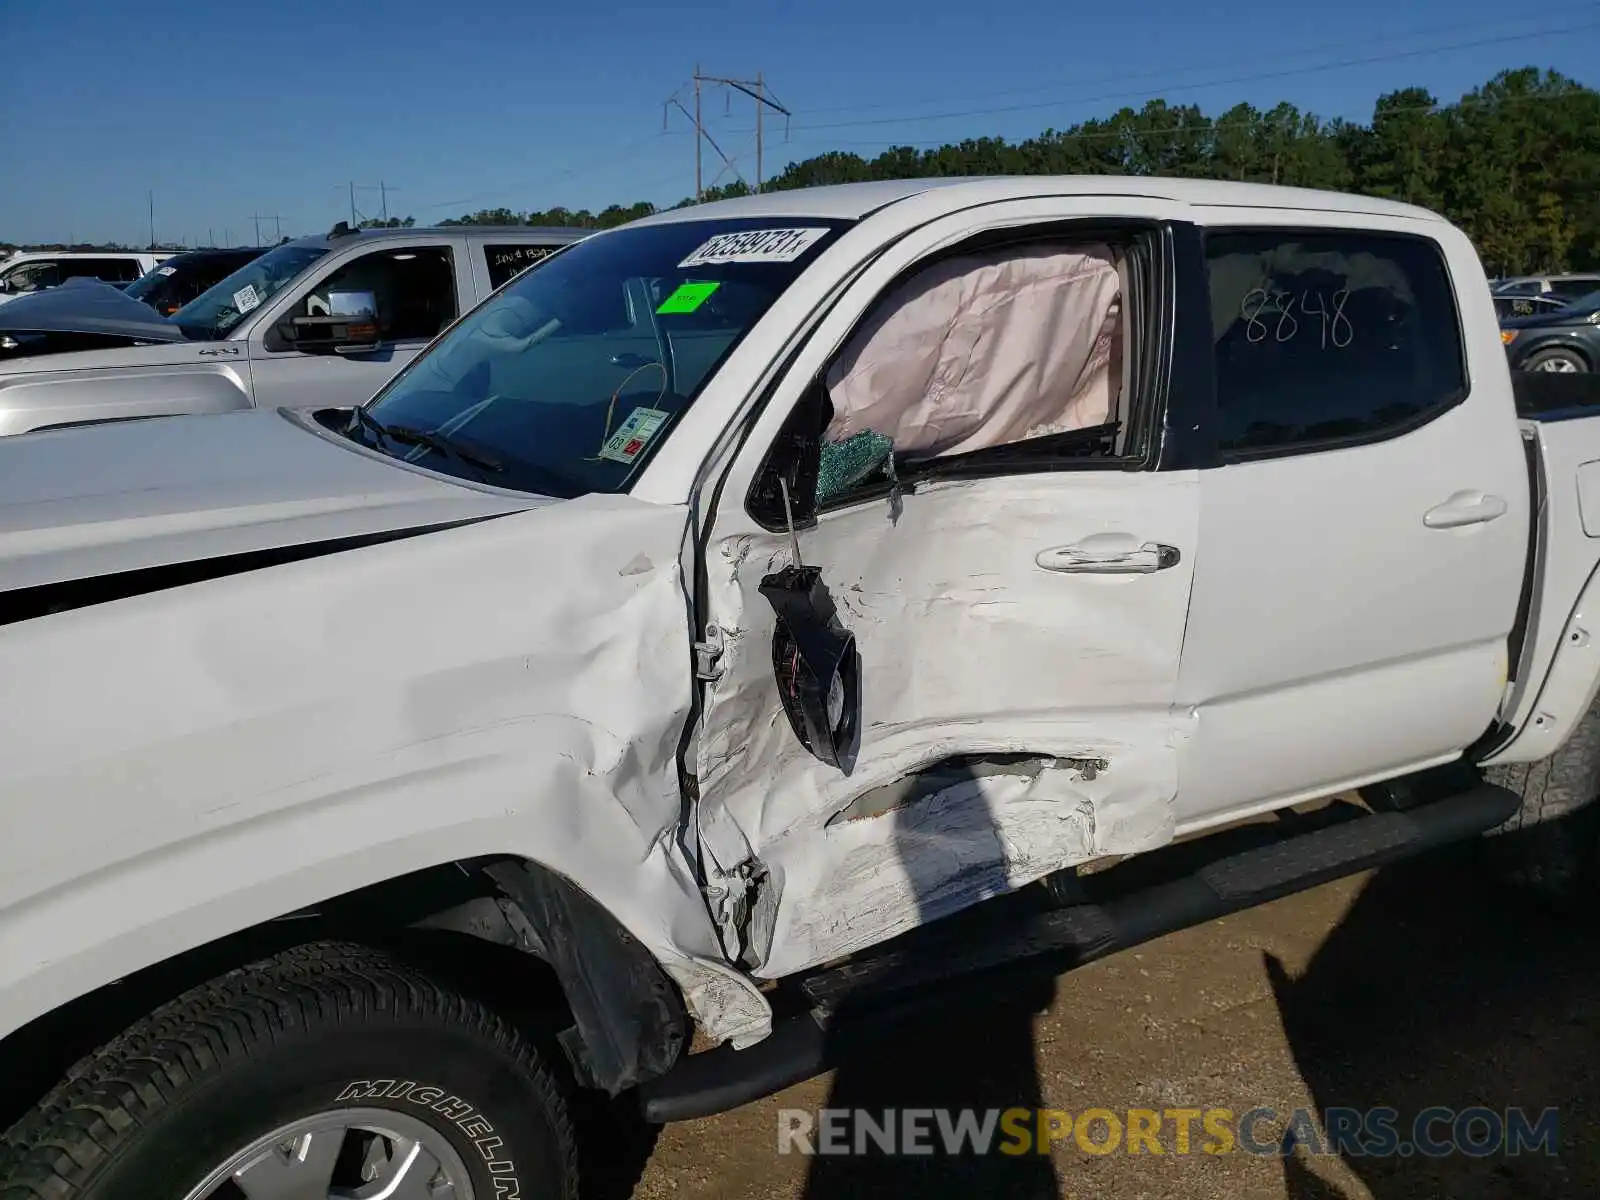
[2,176,1598,1199]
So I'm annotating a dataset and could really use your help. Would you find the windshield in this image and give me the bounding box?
[123,265,171,301]
[358,217,850,497]
[172,243,329,338]
[1555,289,1600,317]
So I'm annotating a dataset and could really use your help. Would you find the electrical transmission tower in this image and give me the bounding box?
[666,68,790,201]
[355,182,400,223]
[249,213,285,243]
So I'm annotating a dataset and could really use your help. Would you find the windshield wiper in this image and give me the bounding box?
[344,405,393,448]
[385,423,506,481]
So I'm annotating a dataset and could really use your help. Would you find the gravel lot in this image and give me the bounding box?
[601,843,1600,1199]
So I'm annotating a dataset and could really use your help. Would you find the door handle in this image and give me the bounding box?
[1036,540,1181,574]
[1424,491,1508,529]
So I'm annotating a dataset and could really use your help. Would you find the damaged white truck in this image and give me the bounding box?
[4,176,1600,1199]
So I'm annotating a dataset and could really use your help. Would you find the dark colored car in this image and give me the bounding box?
[1501,289,1600,373]
[123,247,268,316]
[1493,292,1572,321]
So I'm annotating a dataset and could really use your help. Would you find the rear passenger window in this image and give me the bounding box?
[486,244,558,289]
[1205,230,1467,457]
[64,259,143,283]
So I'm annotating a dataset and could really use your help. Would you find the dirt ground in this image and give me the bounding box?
[606,844,1600,1200]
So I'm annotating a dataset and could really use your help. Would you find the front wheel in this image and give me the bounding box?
[1523,346,1589,373]
[0,942,578,1200]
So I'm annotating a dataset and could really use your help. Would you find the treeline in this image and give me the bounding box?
[437,67,1600,276]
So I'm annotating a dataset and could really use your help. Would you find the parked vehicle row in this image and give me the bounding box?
[1490,272,1600,318]
[0,222,584,433]
[1500,288,1600,373]
[0,250,173,303]
[3,175,1600,1200]
[121,246,270,316]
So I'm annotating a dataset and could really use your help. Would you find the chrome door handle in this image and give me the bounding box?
[1424,491,1508,529]
[1036,540,1181,574]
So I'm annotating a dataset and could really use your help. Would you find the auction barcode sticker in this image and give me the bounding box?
[677,227,829,268]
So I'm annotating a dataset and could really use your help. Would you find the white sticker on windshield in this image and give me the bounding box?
[157,266,177,276]
[677,227,828,268]
[597,406,669,465]
[233,283,261,313]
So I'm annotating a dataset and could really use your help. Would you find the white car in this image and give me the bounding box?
[0,250,171,303]
[1,176,1598,1198]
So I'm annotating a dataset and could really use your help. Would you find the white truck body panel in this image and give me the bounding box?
[0,175,1596,1057]
[1482,415,1600,764]
[686,193,1199,975]
[0,475,773,1050]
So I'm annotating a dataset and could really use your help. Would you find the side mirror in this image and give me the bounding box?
[759,564,860,772]
[276,290,382,354]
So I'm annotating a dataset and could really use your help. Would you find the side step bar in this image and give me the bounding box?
[637,782,1518,1123]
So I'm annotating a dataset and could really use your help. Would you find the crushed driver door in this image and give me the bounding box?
[688,198,1201,980]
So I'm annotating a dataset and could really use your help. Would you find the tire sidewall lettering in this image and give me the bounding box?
[334,1079,522,1197]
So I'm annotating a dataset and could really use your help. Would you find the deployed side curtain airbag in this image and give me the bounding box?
[822,243,1123,461]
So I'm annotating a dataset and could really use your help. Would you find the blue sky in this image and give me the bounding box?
[4,0,1598,246]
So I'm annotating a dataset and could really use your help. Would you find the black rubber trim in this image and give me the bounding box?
[0,513,507,628]
[1156,220,1218,471]
[637,782,1519,1122]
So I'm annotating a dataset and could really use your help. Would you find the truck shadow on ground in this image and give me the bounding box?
[760,794,1600,1200]
[798,759,1063,1199]
[1268,832,1600,1200]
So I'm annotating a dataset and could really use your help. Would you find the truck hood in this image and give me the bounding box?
[0,279,191,342]
[0,408,547,595]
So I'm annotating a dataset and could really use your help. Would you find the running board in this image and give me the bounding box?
[637,782,1518,1122]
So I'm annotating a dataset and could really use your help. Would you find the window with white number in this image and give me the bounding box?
[485,244,559,289]
[1205,230,1467,456]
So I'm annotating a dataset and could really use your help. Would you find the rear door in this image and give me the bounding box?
[688,197,1203,979]
[1173,214,1531,828]
[246,238,470,410]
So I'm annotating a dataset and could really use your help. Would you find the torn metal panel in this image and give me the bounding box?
[0,492,770,1049]
[693,470,1198,976]
[754,731,1177,978]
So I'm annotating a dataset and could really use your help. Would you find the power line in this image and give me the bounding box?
[388,20,1599,220]
[779,83,1600,156]
[354,182,400,221]
[417,130,673,213]
[667,68,791,199]
[249,213,285,243]
[792,7,1600,118]
[779,19,1600,134]
[342,182,361,226]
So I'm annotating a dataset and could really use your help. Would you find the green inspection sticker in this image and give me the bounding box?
[657,281,720,314]
[598,406,671,465]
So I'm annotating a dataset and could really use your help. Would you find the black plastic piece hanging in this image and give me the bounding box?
[759,563,860,771]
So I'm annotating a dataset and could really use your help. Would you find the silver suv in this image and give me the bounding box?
[0,223,586,437]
